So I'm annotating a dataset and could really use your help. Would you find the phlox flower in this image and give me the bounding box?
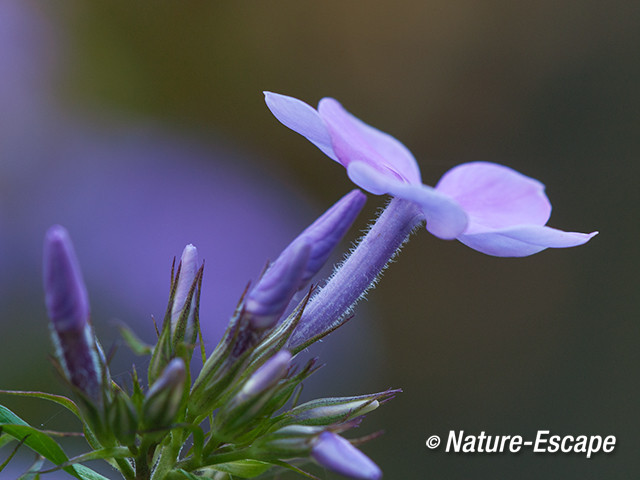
[265,92,597,257]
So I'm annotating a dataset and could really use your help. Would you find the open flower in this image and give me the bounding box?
[265,92,597,257]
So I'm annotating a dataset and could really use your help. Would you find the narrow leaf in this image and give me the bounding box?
[0,390,80,419]
[40,446,132,473]
[0,405,108,480]
[0,433,29,472]
[17,455,45,480]
[117,324,153,356]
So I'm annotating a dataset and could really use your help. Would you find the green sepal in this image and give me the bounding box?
[149,258,181,385]
[107,389,139,446]
[171,265,204,354]
[197,459,272,478]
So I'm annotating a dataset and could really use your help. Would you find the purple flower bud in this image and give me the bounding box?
[143,357,186,428]
[238,350,291,401]
[282,189,365,287]
[312,431,382,480]
[43,225,102,403]
[43,225,89,332]
[171,244,199,327]
[170,244,200,346]
[244,241,311,329]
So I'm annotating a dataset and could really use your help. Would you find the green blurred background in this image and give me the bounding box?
[1,1,638,478]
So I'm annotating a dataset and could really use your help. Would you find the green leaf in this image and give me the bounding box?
[73,464,112,480]
[0,405,109,480]
[0,432,15,450]
[0,431,29,472]
[206,459,272,478]
[41,446,132,473]
[0,390,81,419]
[117,324,153,356]
[174,470,203,480]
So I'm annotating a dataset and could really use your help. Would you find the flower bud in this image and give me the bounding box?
[108,390,139,446]
[244,241,311,330]
[255,425,324,457]
[311,431,382,480]
[143,358,186,429]
[170,244,200,345]
[43,225,103,404]
[235,350,291,403]
[215,351,292,437]
[286,392,391,426]
[285,189,365,286]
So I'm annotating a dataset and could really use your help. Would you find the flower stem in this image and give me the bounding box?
[287,197,423,351]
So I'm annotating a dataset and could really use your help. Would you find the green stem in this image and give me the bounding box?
[115,457,136,480]
[150,431,184,480]
[134,438,155,480]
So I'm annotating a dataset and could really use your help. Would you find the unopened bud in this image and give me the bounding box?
[311,431,382,480]
[43,225,103,404]
[214,351,292,437]
[171,244,200,345]
[255,425,324,457]
[108,390,139,446]
[289,398,378,426]
[285,189,365,286]
[244,241,311,330]
[143,358,186,429]
[236,350,291,403]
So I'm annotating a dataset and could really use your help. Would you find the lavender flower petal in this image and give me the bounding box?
[265,93,596,257]
[318,97,421,184]
[311,431,382,480]
[435,162,551,233]
[264,92,337,161]
[458,225,598,257]
[347,162,468,239]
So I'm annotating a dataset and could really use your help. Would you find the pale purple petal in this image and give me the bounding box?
[348,162,468,240]
[318,97,421,185]
[459,226,599,257]
[264,92,338,161]
[435,162,551,234]
[311,431,382,480]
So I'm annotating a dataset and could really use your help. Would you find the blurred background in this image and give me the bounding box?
[0,1,638,478]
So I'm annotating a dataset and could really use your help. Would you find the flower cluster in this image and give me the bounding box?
[0,92,596,480]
